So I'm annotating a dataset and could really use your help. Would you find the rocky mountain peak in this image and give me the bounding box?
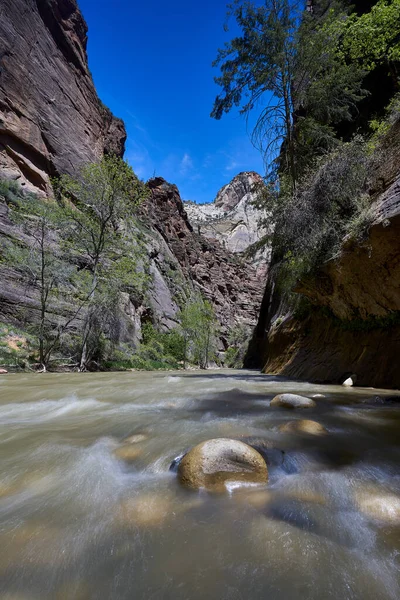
[214,171,264,212]
[184,171,270,268]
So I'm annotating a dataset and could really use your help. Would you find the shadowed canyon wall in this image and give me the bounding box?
[248,118,400,389]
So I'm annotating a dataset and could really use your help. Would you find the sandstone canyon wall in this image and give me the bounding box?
[144,178,263,345]
[0,0,126,195]
[248,117,400,389]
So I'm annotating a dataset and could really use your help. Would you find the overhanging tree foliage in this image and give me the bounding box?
[212,0,300,189]
[211,0,368,188]
[328,0,400,71]
[213,0,400,294]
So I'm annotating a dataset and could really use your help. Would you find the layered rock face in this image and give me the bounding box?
[250,118,400,389]
[0,0,126,195]
[184,172,270,277]
[144,178,264,343]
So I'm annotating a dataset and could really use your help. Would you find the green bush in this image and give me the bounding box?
[0,179,22,204]
[162,330,185,362]
[224,323,252,368]
[224,347,240,368]
[269,137,375,292]
[103,323,183,371]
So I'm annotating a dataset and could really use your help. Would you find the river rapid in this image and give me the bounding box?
[0,369,400,599]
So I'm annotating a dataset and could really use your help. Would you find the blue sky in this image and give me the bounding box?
[78,0,265,203]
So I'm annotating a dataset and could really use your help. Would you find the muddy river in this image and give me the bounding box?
[0,370,400,599]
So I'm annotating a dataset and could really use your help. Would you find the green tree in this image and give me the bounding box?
[59,155,149,370]
[328,0,400,71]
[212,0,300,189]
[211,0,367,186]
[293,2,368,174]
[225,322,252,368]
[179,296,218,369]
[3,196,82,370]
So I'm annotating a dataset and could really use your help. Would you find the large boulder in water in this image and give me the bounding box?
[279,420,327,436]
[270,394,316,409]
[178,438,268,492]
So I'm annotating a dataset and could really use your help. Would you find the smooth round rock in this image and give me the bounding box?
[270,394,316,409]
[177,438,268,492]
[239,437,283,467]
[341,373,357,386]
[279,420,328,436]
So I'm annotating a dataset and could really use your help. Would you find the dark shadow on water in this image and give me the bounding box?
[188,388,273,416]
[180,370,289,383]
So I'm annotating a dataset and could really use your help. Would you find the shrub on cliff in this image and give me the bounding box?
[269,138,373,290]
[225,323,252,368]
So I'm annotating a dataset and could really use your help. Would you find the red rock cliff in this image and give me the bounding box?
[0,0,126,194]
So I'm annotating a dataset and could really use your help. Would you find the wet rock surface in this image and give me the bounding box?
[177,438,268,491]
[270,394,316,409]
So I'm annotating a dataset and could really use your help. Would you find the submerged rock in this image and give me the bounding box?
[177,438,268,492]
[270,394,316,409]
[236,489,273,509]
[282,487,326,506]
[114,445,142,462]
[353,486,400,523]
[279,420,328,436]
[55,580,91,600]
[123,433,148,444]
[116,495,171,528]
